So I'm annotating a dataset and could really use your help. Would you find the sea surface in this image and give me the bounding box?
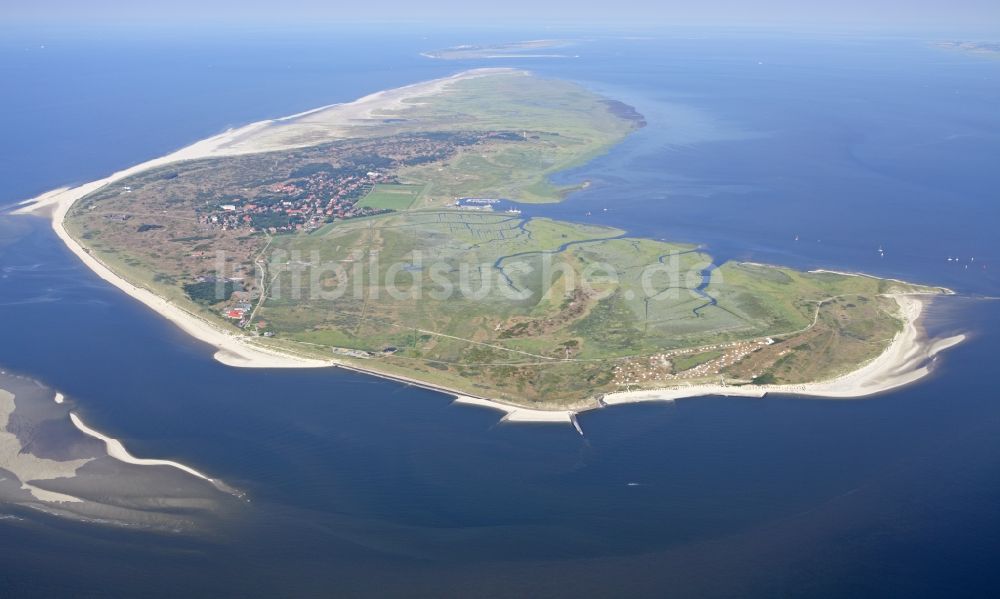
[1,25,999,597]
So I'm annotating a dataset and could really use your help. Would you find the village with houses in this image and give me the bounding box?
[198,167,397,234]
[196,130,528,235]
[612,337,777,388]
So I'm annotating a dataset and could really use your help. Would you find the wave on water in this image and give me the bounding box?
[0,263,44,273]
[0,295,64,306]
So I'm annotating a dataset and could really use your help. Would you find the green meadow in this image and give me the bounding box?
[355,184,425,211]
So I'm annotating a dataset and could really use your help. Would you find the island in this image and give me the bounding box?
[15,69,964,424]
[421,40,577,60]
[933,41,1000,58]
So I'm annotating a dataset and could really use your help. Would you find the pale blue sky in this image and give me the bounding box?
[3,0,999,29]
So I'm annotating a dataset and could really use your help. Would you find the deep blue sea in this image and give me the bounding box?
[1,25,999,597]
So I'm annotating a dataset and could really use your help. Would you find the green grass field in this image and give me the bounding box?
[245,210,938,404]
[355,184,424,211]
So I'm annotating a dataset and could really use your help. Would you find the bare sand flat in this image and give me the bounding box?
[0,377,238,528]
[0,389,91,503]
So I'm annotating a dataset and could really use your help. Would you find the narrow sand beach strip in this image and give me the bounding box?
[329,361,583,431]
[69,413,215,483]
[453,395,575,424]
[60,403,244,498]
[808,268,956,295]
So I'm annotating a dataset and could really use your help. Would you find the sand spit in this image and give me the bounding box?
[0,390,91,503]
[808,268,956,294]
[68,413,216,484]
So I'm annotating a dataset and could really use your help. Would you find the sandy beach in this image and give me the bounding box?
[328,361,582,429]
[69,411,244,499]
[9,70,964,429]
[68,413,214,482]
[453,395,576,424]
